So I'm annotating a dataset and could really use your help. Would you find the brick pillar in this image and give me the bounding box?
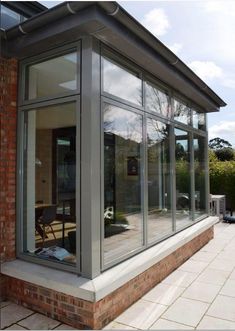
[0,57,18,300]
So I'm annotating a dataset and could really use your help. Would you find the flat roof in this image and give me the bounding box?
[2,1,226,111]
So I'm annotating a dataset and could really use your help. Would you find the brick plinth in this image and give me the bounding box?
[5,226,213,329]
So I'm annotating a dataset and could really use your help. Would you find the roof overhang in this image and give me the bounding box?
[1,1,226,112]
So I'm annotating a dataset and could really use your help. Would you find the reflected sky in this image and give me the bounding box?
[103,57,142,106]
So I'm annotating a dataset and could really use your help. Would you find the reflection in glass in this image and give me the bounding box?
[193,110,206,130]
[194,134,206,218]
[24,103,77,264]
[103,104,143,264]
[174,99,190,125]
[175,128,192,228]
[102,57,142,106]
[27,53,77,100]
[0,5,21,29]
[147,119,172,242]
[146,82,171,117]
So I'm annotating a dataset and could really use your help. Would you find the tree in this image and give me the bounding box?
[209,137,232,150]
[215,148,234,162]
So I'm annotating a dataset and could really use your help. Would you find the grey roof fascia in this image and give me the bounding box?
[4,1,226,109]
[2,1,47,17]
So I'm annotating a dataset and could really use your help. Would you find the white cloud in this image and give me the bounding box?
[168,42,183,55]
[188,61,223,81]
[141,8,170,37]
[203,1,235,16]
[222,78,235,89]
[209,121,235,147]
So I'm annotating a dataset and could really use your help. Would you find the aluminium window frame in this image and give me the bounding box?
[100,96,146,270]
[19,41,81,107]
[100,44,210,270]
[17,41,81,275]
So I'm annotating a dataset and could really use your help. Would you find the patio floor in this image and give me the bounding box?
[1,221,235,330]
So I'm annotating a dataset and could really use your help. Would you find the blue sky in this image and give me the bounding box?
[41,0,235,146]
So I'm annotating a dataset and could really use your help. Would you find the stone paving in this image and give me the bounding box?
[104,221,235,330]
[0,301,75,330]
[1,221,235,330]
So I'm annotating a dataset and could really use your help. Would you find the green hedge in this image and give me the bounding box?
[210,160,235,212]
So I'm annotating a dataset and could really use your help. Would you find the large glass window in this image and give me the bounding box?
[174,98,191,125]
[175,128,192,229]
[147,118,172,242]
[193,110,206,130]
[145,82,171,118]
[102,56,142,106]
[26,52,78,100]
[103,104,143,264]
[194,134,207,218]
[24,103,77,265]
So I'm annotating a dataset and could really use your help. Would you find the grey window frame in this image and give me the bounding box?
[17,36,210,277]
[100,96,146,270]
[19,42,81,107]
[101,44,209,270]
[17,41,81,274]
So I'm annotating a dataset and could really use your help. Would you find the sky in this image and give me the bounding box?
[41,0,235,146]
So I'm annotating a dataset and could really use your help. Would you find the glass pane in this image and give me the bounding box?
[0,5,21,29]
[103,104,143,264]
[24,103,77,265]
[145,82,171,117]
[194,134,206,218]
[102,57,142,106]
[147,118,172,242]
[175,128,192,229]
[193,110,206,130]
[174,98,191,125]
[27,53,77,100]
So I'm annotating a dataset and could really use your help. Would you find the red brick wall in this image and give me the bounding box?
[0,57,17,264]
[5,226,213,329]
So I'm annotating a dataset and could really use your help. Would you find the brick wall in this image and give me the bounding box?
[5,226,213,329]
[0,57,18,300]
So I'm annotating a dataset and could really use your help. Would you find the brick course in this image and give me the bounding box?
[5,226,213,329]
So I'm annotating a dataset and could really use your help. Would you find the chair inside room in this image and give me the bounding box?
[37,205,57,246]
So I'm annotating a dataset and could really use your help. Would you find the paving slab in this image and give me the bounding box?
[190,250,217,263]
[142,283,185,306]
[178,260,208,274]
[54,323,78,330]
[220,279,235,297]
[161,270,198,288]
[116,299,167,329]
[229,268,235,280]
[197,315,235,329]
[209,258,235,272]
[5,324,27,330]
[182,281,221,303]
[103,321,138,329]
[207,294,235,322]
[0,300,11,308]
[197,267,230,286]
[162,297,209,327]
[18,313,60,330]
[150,318,194,330]
[0,303,33,329]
